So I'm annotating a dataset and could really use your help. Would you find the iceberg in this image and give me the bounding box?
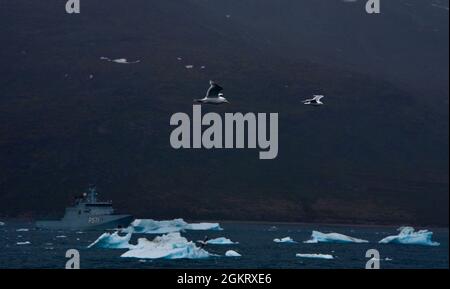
[206,237,238,245]
[16,241,31,245]
[121,232,210,259]
[125,218,222,234]
[100,56,140,64]
[304,231,368,244]
[378,227,440,246]
[274,237,297,243]
[88,231,133,249]
[225,250,241,257]
[296,253,334,260]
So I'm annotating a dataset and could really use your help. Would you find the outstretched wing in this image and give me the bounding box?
[313,95,324,101]
[206,82,223,97]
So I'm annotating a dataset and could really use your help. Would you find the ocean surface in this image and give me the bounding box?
[0,221,448,269]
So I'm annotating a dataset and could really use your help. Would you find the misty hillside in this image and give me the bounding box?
[0,0,448,225]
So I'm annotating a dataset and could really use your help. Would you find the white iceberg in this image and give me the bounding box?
[267,226,278,232]
[225,250,241,257]
[121,232,210,260]
[125,218,222,234]
[296,253,334,260]
[378,227,440,246]
[16,241,31,245]
[16,228,29,232]
[88,231,133,249]
[206,237,238,245]
[274,237,297,243]
[304,231,368,244]
[100,56,140,64]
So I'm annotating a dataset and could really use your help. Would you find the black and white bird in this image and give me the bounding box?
[194,81,229,104]
[302,95,324,105]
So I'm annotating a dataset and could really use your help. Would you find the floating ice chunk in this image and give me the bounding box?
[274,237,297,243]
[56,235,67,238]
[267,226,278,232]
[113,58,140,64]
[177,57,183,61]
[225,250,241,257]
[88,231,133,249]
[100,56,140,64]
[186,222,223,231]
[0,221,5,226]
[16,241,31,245]
[304,231,368,244]
[378,227,440,246]
[126,219,222,234]
[206,237,238,245]
[296,253,334,260]
[121,232,210,259]
[185,65,194,69]
[16,228,29,232]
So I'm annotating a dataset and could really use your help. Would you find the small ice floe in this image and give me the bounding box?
[88,231,133,249]
[296,253,334,260]
[378,227,440,246]
[185,65,194,69]
[267,226,278,232]
[304,231,368,244]
[274,237,297,243]
[16,241,31,245]
[200,66,206,69]
[0,221,5,226]
[100,56,140,64]
[56,235,67,238]
[177,57,183,61]
[76,231,84,234]
[16,228,29,232]
[120,232,210,260]
[89,74,94,79]
[205,237,238,245]
[225,250,241,257]
[125,219,222,234]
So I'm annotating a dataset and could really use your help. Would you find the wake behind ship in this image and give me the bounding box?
[36,186,133,230]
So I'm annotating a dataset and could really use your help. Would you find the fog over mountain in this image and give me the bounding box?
[0,0,448,225]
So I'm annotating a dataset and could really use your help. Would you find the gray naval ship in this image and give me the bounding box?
[36,186,133,230]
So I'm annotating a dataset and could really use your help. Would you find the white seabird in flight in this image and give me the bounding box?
[303,95,324,105]
[194,80,229,104]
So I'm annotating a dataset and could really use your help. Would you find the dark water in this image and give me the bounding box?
[0,221,448,269]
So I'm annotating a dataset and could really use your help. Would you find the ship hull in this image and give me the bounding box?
[36,214,134,230]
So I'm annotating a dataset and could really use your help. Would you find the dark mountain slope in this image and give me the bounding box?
[0,0,448,225]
